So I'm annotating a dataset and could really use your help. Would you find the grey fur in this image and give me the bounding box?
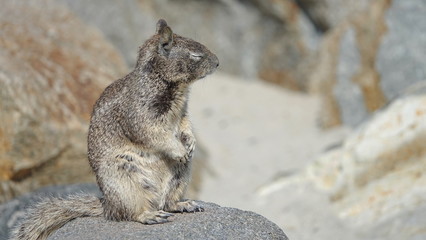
[11,19,219,240]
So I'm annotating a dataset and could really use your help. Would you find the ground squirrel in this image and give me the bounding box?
[11,19,219,240]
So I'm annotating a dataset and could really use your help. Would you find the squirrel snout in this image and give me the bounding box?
[211,54,219,68]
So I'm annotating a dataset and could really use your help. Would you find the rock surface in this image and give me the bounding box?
[308,95,426,239]
[0,183,287,240]
[296,0,372,32]
[0,0,128,203]
[309,0,426,128]
[48,201,288,240]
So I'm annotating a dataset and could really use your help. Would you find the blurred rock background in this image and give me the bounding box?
[1,0,425,239]
[0,0,127,203]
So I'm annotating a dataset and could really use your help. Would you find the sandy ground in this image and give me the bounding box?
[189,73,358,240]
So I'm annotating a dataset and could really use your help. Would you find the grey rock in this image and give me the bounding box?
[57,0,265,77]
[0,183,101,240]
[0,0,127,203]
[1,184,287,240]
[309,0,426,128]
[296,0,372,32]
[298,10,321,52]
[57,0,153,70]
[57,0,317,89]
[322,0,372,29]
[377,0,426,101]
[335,27,368,127]
[48,201,287,240]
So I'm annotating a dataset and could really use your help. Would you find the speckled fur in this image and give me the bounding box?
[11,19,218,240]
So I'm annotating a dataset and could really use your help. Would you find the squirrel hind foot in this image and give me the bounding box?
[136,210,174,224]
[166,200,204,213]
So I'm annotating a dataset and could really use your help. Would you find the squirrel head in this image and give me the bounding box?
[137,19,219,84]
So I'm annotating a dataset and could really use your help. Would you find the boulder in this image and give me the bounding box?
[48,201,288,240]
[309,0,426,128]
[308,95,426,239]
[0,0,128,203]
[0,184,287,240]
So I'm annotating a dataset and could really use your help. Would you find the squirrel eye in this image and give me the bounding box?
[190,53,203,61]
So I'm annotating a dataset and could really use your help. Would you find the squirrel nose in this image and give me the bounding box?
[212,54,219,68]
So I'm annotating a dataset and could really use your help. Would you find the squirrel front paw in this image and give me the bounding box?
[168,144,190,163]
[181,132,196,161]
[167,133,196,164]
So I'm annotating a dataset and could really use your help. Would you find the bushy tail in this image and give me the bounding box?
[10,195,103,240]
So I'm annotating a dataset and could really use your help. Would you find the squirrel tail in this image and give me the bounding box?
[10,194,103,240]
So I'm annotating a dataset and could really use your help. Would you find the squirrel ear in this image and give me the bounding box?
[156,19,168,34]
[156,19,173,55]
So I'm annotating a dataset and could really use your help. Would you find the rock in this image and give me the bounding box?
[58,0,319,90]
[0,0,128,203]
[295,0,374,33]
[376,1,426,100]
[0,183,101,240]
[364,205,426,240]
[256,6,319,90]
[241,0,320,90]
[0,183,288,240]
[309,0,426,128]
[307,95,426,239]
[48,201,288,240]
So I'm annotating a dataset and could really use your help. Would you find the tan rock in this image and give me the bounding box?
[0,0,128,203]
[308,95,426,227]
[308,0,393,128]
[310,0,426,129]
